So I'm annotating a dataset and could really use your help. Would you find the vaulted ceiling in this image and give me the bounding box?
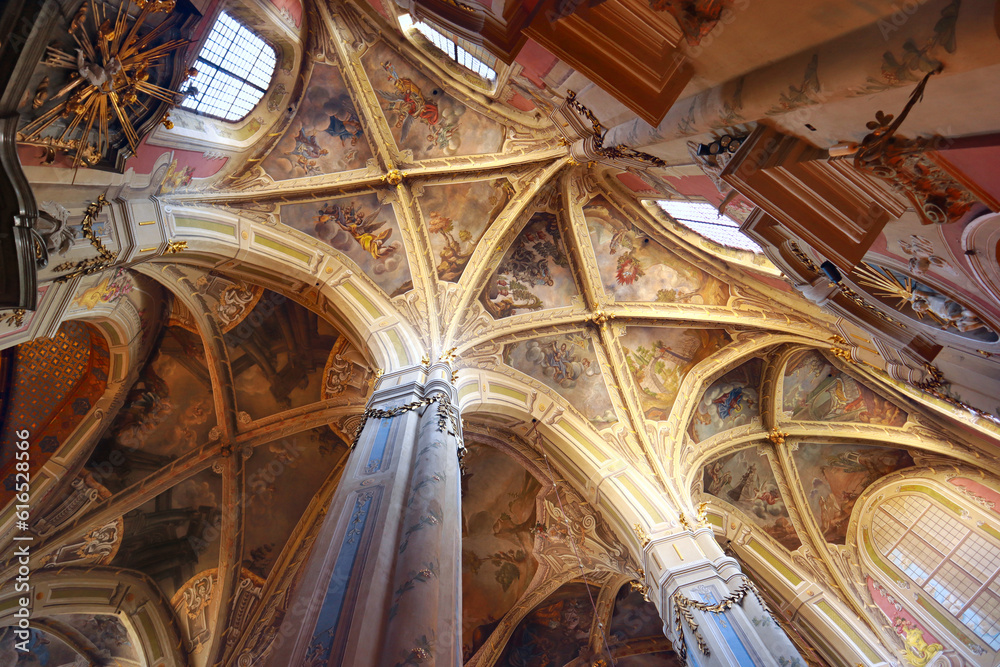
[5,0,1000,665]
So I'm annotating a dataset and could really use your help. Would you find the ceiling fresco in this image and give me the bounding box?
[503,331,617,427]
[86,325,214,492]
[792,442,914,544]
[496,581,601,667]
[223,289,340,416]
[481,211,579,320]
[622,327,731,421]
[260,63,373,179]
[460,443,541,660]
[361,40,505,159]
[114,468,223,599]
[782,349,908,427]
[10,0,1000,664]
[703,447,801,551]
[280,193,413,296]
[688,358,763,444]
[52,614,142,666]
[242,427,347,579]
[584,195,730,305]
[418,178,514,282]
[0,627,87,666]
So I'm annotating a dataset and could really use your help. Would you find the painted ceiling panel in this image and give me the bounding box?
[621,326,731,421]
[420,178,514,282]
[362,40,505,159]
[223,289,339,416]
[167,270,264,334]
[86,325,214,493]
[481,211,579,319]
[704,447,801,551]
[584,195,730,305]
[260,63,372,180]
[688,358,763,444]
[793,442,914,544]
[461,442,541,661]
[53,614,142,666]
[0,628,83,666]
[280,193,413,297]
[114,468,223,600]
[242,427,346,579]
[496,581,600,667]
[503,332,617,427]
[782,350,908,426]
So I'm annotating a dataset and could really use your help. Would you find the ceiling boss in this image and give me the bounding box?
[17,0,191,168]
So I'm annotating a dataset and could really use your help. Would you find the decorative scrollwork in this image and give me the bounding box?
[565,91,667,168]
[53,195,119,283]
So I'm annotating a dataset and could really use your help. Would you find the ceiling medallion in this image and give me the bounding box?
[18,0,189,167]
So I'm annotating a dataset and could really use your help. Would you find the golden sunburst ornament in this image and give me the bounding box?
[854,263,915,310]
[17,0,189,167]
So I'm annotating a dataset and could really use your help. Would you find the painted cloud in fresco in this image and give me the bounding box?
[261,64,372,180]
[689,359,762,443]
[481,212,578,319]
[622,326,730,421]
[504,332,617,426]
[585,196,729,305]
[280,194,413,296]
[782,350,907,426]
[703,448,801,551]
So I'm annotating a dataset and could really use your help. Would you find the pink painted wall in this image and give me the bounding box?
[514,39,558,89]
[126,136,228,178]
[949,477,1000,515]
[867,576,943,647]
[270,0,303,27]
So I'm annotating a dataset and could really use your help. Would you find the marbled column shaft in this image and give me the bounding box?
[268,363,462,667]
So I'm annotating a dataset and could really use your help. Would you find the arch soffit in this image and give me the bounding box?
[0,567,189,667]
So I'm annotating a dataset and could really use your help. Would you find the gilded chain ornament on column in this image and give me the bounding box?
[671,577,778,660]
[350,393,460,450]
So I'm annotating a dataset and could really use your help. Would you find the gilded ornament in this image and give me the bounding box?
[20,0,189,167]
[382,169,405,185]
[632,522,650,547]
[767,429,789,446]
[3,309,27,327]
[165,239,188,254]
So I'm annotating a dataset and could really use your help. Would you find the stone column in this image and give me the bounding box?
[643,526,805,667]
[269,361,463,667]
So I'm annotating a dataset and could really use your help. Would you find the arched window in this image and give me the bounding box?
[871,493,1000,651]
[657,200,762,254]
[397,14,498,84]
[180,11,277,122]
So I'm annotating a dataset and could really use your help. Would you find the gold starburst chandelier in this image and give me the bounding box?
[17,0,189,167]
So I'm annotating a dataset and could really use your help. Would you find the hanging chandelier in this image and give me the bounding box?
[17,0,190,167]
